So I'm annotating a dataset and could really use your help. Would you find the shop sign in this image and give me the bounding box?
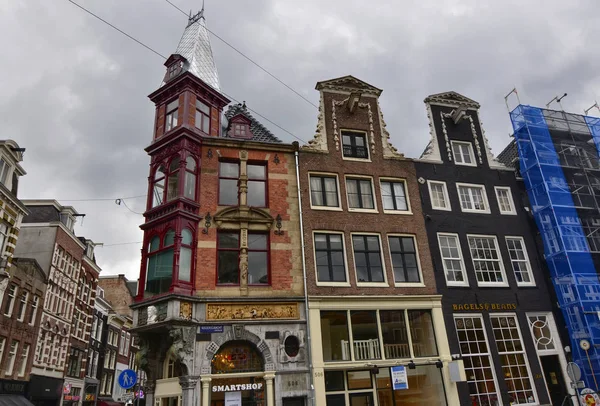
[391,366,408,390]
[0,379,28,395]
[452,303,517,311]
[85,394,96,401]
[225,391,242,406]
[63,395,80,401]
[63,384,72,395]
[199,325,224,333]
[212,383,263,392]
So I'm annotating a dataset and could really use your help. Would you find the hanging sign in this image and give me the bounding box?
[224,391,242,406]
[391,366,409,390]
[580,388,600,406]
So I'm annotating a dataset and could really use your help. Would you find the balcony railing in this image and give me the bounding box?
[341,340,426,360]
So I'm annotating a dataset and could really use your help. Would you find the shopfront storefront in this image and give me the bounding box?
[27,375,64,406]
[309,297,460,406]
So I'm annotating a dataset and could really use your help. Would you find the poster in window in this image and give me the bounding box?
[391,366,408,390]
[225,391,242,406]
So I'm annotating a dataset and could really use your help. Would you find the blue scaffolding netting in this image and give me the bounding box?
[510,105,600,390]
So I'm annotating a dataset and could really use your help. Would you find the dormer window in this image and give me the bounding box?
[86,243,94,259]
[59,213,74,231]
[342,130,368,159]
[167,63,178,79]
[0,158,9,185]
[451,141,476,166]
[165,99,179,132]
[195,100,210,133]
[233,124,248,137]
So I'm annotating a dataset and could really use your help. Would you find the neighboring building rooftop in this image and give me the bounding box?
[222,102,282,144]
[497,139,518,169]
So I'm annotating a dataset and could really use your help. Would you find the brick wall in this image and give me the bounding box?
[299,88,437,296]
[98,276,133,318]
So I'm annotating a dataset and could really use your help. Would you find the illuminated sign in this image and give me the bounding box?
[212,383,263,392]
[452,303,517,311]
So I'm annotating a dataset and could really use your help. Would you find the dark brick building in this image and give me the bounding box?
[414,91,572,405]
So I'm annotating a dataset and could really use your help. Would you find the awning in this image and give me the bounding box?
[0,395,35,406]
[98,401,123,406]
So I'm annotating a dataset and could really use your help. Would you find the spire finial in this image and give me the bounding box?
[201,0,205,14]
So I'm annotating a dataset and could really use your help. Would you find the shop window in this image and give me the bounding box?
[211,341,264,374]
[320,311,350,362]
[179,229,193,283]
[350,311,380,360]
[380,310,410,359]
[375,366,447,405]
[454,315,499,405]
[490,315,537,404]
[309,174,340,208]
[145,230,175,294]
[527,314,556,351]
[408,310,438,357]
[219,162,240,205]
[347,370,372,390]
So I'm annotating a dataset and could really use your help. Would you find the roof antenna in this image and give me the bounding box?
[546,93,568,111]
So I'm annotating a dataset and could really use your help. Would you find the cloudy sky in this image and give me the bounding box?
[1,0,599,280]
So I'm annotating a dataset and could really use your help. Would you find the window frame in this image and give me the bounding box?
[16,290,28,322]
[350,233,388,287]
[427,180,451,211]
[3,284,17,316]
[388,234,424,287]
[451,140,476,166]
[6,340,19,375]
[437,233,468,287]
[341,129,370,161]
[456,183,490,214]
[247,232,270,286]
[218,160,240,206]
[246,161,268,208]
[505,236,536,287]
[379,178,411,214]
[28,295,39,325]
[164,98,179,132]
[345,175,377,213]
[495,186,517,215]
[490,313,539,405]
[308,172,342,211]
[195,98,211,134]
[216,231,271,286]
[144,229,176,295]
[466,234,508,287]
[312,231,350,287]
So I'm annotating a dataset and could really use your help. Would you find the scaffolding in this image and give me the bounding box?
[509,104,600,391]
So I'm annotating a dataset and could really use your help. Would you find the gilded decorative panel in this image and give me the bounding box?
[206,303,299,321]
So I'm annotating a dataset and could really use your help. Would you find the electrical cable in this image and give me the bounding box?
[163,0,319,109]
[64,0,308,144]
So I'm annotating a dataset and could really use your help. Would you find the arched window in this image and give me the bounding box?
[183,156,197,200]
[145,230,175,294]
[164,354,183,379]
[166,157,180,201]
[211,341,264,374]
[179,229,193,283]
[152,166,166,208]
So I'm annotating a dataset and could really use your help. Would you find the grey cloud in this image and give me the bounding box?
[2,0,599,279]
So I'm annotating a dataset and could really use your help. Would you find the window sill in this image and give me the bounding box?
[356,282,389,288]
[454,162,477,167]
[394,282,426,288]
[316,281,351,287]
[516,283,537,288]
[383,210,413,215]
[446,282,470,287]
[342,156,372,163]
[431,206,452,211]
[460,209,491,214]
[499,211,518,216]
[310,206,343,212]
[477,283,509,288]
[348,208,378,214]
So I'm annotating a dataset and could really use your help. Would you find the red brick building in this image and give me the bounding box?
[299,76,459,404]
[131,10,308,406]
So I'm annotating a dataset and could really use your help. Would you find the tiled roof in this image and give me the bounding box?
[223,103,281,144]
[497,139,518,168]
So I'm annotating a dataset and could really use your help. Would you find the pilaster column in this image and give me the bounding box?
[179,376,199,406]
[201,376,212,406]
[264,373,276,406]
[145,381,156,406]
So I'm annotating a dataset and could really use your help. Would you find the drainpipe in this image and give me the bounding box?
[294,147,315,406]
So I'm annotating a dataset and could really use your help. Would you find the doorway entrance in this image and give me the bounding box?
[540,355,569,406]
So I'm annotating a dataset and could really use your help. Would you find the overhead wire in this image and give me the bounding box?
[163,0,319,109]
[64,0,308,144]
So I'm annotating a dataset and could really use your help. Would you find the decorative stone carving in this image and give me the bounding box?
[331,98,347,151]
[440,112,453,162]
[465,114,483,164]
[179,375,199,390]
[240,150,248,160]
[304,93,328,152]
[179,302,193,320]
[424,91,480,109]
[239,249,248,286]
[206,303,299,321]
[168,326,196,373]
[213,207,274,230]
[315,75,382,96]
